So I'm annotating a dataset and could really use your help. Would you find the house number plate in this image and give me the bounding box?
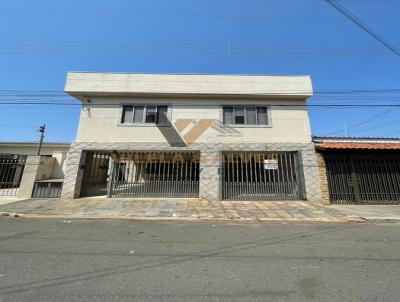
[264,159,278,170]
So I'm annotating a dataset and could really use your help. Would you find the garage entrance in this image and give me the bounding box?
[111,151,200,198]
[222,151,302,200]
[325,153,400,204]
[80,151,200,198]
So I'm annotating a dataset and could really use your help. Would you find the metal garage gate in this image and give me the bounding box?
[325,153,400,204]
[111,151,199,198]
[222,151,302,200]
[80,151,200,198]
[0,154,26,196]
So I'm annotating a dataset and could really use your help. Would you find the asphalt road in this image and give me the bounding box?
[0,218,399,302]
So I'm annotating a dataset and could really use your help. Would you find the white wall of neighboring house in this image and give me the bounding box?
[75,97,312,144]
[0,143,70,179]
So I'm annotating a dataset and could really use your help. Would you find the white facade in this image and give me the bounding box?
[62,72,321,202]
[66,72,313,145]
[75,97,311,144]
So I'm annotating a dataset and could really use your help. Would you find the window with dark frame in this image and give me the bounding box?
[223,106,269,125]
[121,105,169,125]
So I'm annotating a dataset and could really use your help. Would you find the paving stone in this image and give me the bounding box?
[0,197,364,222]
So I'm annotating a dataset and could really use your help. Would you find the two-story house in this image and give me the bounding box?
[62,72,321,202]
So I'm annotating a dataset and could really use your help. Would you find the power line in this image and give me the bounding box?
[324,0,400,57]
[1,101,400,107]
[1,7,399,22]
[322,107,398,136]
[351,119,400,134]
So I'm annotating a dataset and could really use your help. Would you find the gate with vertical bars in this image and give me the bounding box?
[222,151,302,200]
[0,154,26,196]
[325,153,400,204]
[111,151,200,198]
[80,151,200,198]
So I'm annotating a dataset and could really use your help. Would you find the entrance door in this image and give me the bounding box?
[80,152,110,197]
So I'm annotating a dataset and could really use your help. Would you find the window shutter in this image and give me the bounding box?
[257,107,268,125]
[157,106,168,125]
[133,106,144,123]
[122,106,133,123]
[223,107,234,124]
[234,107,245,124]
[145,106,157,123]
[246,107,257,125]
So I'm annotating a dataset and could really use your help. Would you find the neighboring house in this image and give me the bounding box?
[62,72,322,202]
[0,141,70,197]
[314,136,400,205]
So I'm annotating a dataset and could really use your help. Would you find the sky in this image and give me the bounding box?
[0,0,400,142]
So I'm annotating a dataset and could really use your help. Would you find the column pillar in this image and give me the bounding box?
[199,149,220,203]
[61,148,86,199]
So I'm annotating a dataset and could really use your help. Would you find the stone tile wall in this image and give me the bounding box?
[61,142,322,203]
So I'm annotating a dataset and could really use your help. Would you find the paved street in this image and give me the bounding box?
[0,218,399,301]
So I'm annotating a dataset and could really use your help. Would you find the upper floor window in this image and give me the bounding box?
[121,105,169,125]
[223,106,269,125]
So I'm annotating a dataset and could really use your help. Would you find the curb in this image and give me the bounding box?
[362,218,400,224]
[0,211,365,223]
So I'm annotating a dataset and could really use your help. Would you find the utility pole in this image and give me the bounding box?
[37,124,46,156]
[345,123,350,137]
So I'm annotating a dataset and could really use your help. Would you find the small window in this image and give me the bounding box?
[121,106,133,123]
[157,106,169,125]
[246,107,257,124]
[223,106,269,125]
[145,106,157,123]
[121,105,169,125]
[234,107,245,124]
[133,106,144,123]
[257,107,268,125]
[223,107,234,124]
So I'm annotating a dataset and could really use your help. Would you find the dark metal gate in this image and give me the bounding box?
[0,154,26,196]
[80,151,200,198]
[80,152,110,197]
[110,151,200,198]
[222,151,302,200]
[325,153,400,204]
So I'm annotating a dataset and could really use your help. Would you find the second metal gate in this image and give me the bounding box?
[325,153,400,204]
[110,151,200,198]
[222,151,302,200]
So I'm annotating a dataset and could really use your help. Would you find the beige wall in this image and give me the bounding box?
[76,97,312,144]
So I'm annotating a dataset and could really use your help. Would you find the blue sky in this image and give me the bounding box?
[0,0,400,142]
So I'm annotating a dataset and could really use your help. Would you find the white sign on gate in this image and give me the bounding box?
[264,159,278,170]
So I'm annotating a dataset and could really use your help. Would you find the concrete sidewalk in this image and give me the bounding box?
[0,197,27,206]
[0,198,364,223]
[333,205,400,222]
